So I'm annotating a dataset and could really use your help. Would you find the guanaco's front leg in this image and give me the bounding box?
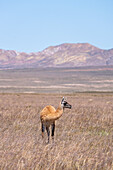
[51,122,55,141]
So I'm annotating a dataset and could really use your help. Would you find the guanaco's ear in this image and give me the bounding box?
[61,97,65,103]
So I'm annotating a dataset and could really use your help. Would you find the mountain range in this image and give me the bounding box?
[0,43,113,69]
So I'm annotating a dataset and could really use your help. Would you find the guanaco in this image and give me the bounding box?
[40,97,72,143]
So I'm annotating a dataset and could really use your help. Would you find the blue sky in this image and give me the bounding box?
[0,0,113,52]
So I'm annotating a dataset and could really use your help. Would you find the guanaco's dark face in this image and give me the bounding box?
[61,97,72,109]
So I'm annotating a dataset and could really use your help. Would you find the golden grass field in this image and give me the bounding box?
[0,93,113,170]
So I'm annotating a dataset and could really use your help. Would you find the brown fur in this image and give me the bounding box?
[40,104,63,123]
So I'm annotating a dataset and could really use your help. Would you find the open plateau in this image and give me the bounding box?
[0,67,113,93]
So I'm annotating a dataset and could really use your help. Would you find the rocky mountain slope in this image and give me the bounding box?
[0,43,113,68]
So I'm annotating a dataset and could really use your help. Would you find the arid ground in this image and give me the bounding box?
[0,67,113,93]
[0,93,112,169]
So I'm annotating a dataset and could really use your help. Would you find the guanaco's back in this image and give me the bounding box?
[40,105,56,121]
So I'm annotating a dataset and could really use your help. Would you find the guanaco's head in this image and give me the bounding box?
[61,97,72,109]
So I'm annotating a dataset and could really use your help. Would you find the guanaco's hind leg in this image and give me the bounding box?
[51,122,55,141]
[46,126,50,143]
[41,123,45,138]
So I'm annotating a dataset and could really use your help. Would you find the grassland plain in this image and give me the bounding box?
[0,93,112,170]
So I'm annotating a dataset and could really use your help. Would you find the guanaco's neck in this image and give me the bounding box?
[55,102,63,120]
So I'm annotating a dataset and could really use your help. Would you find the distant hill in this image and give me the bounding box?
[0,43,113,69]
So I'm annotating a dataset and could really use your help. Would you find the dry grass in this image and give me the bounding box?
[0,93,112,170]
